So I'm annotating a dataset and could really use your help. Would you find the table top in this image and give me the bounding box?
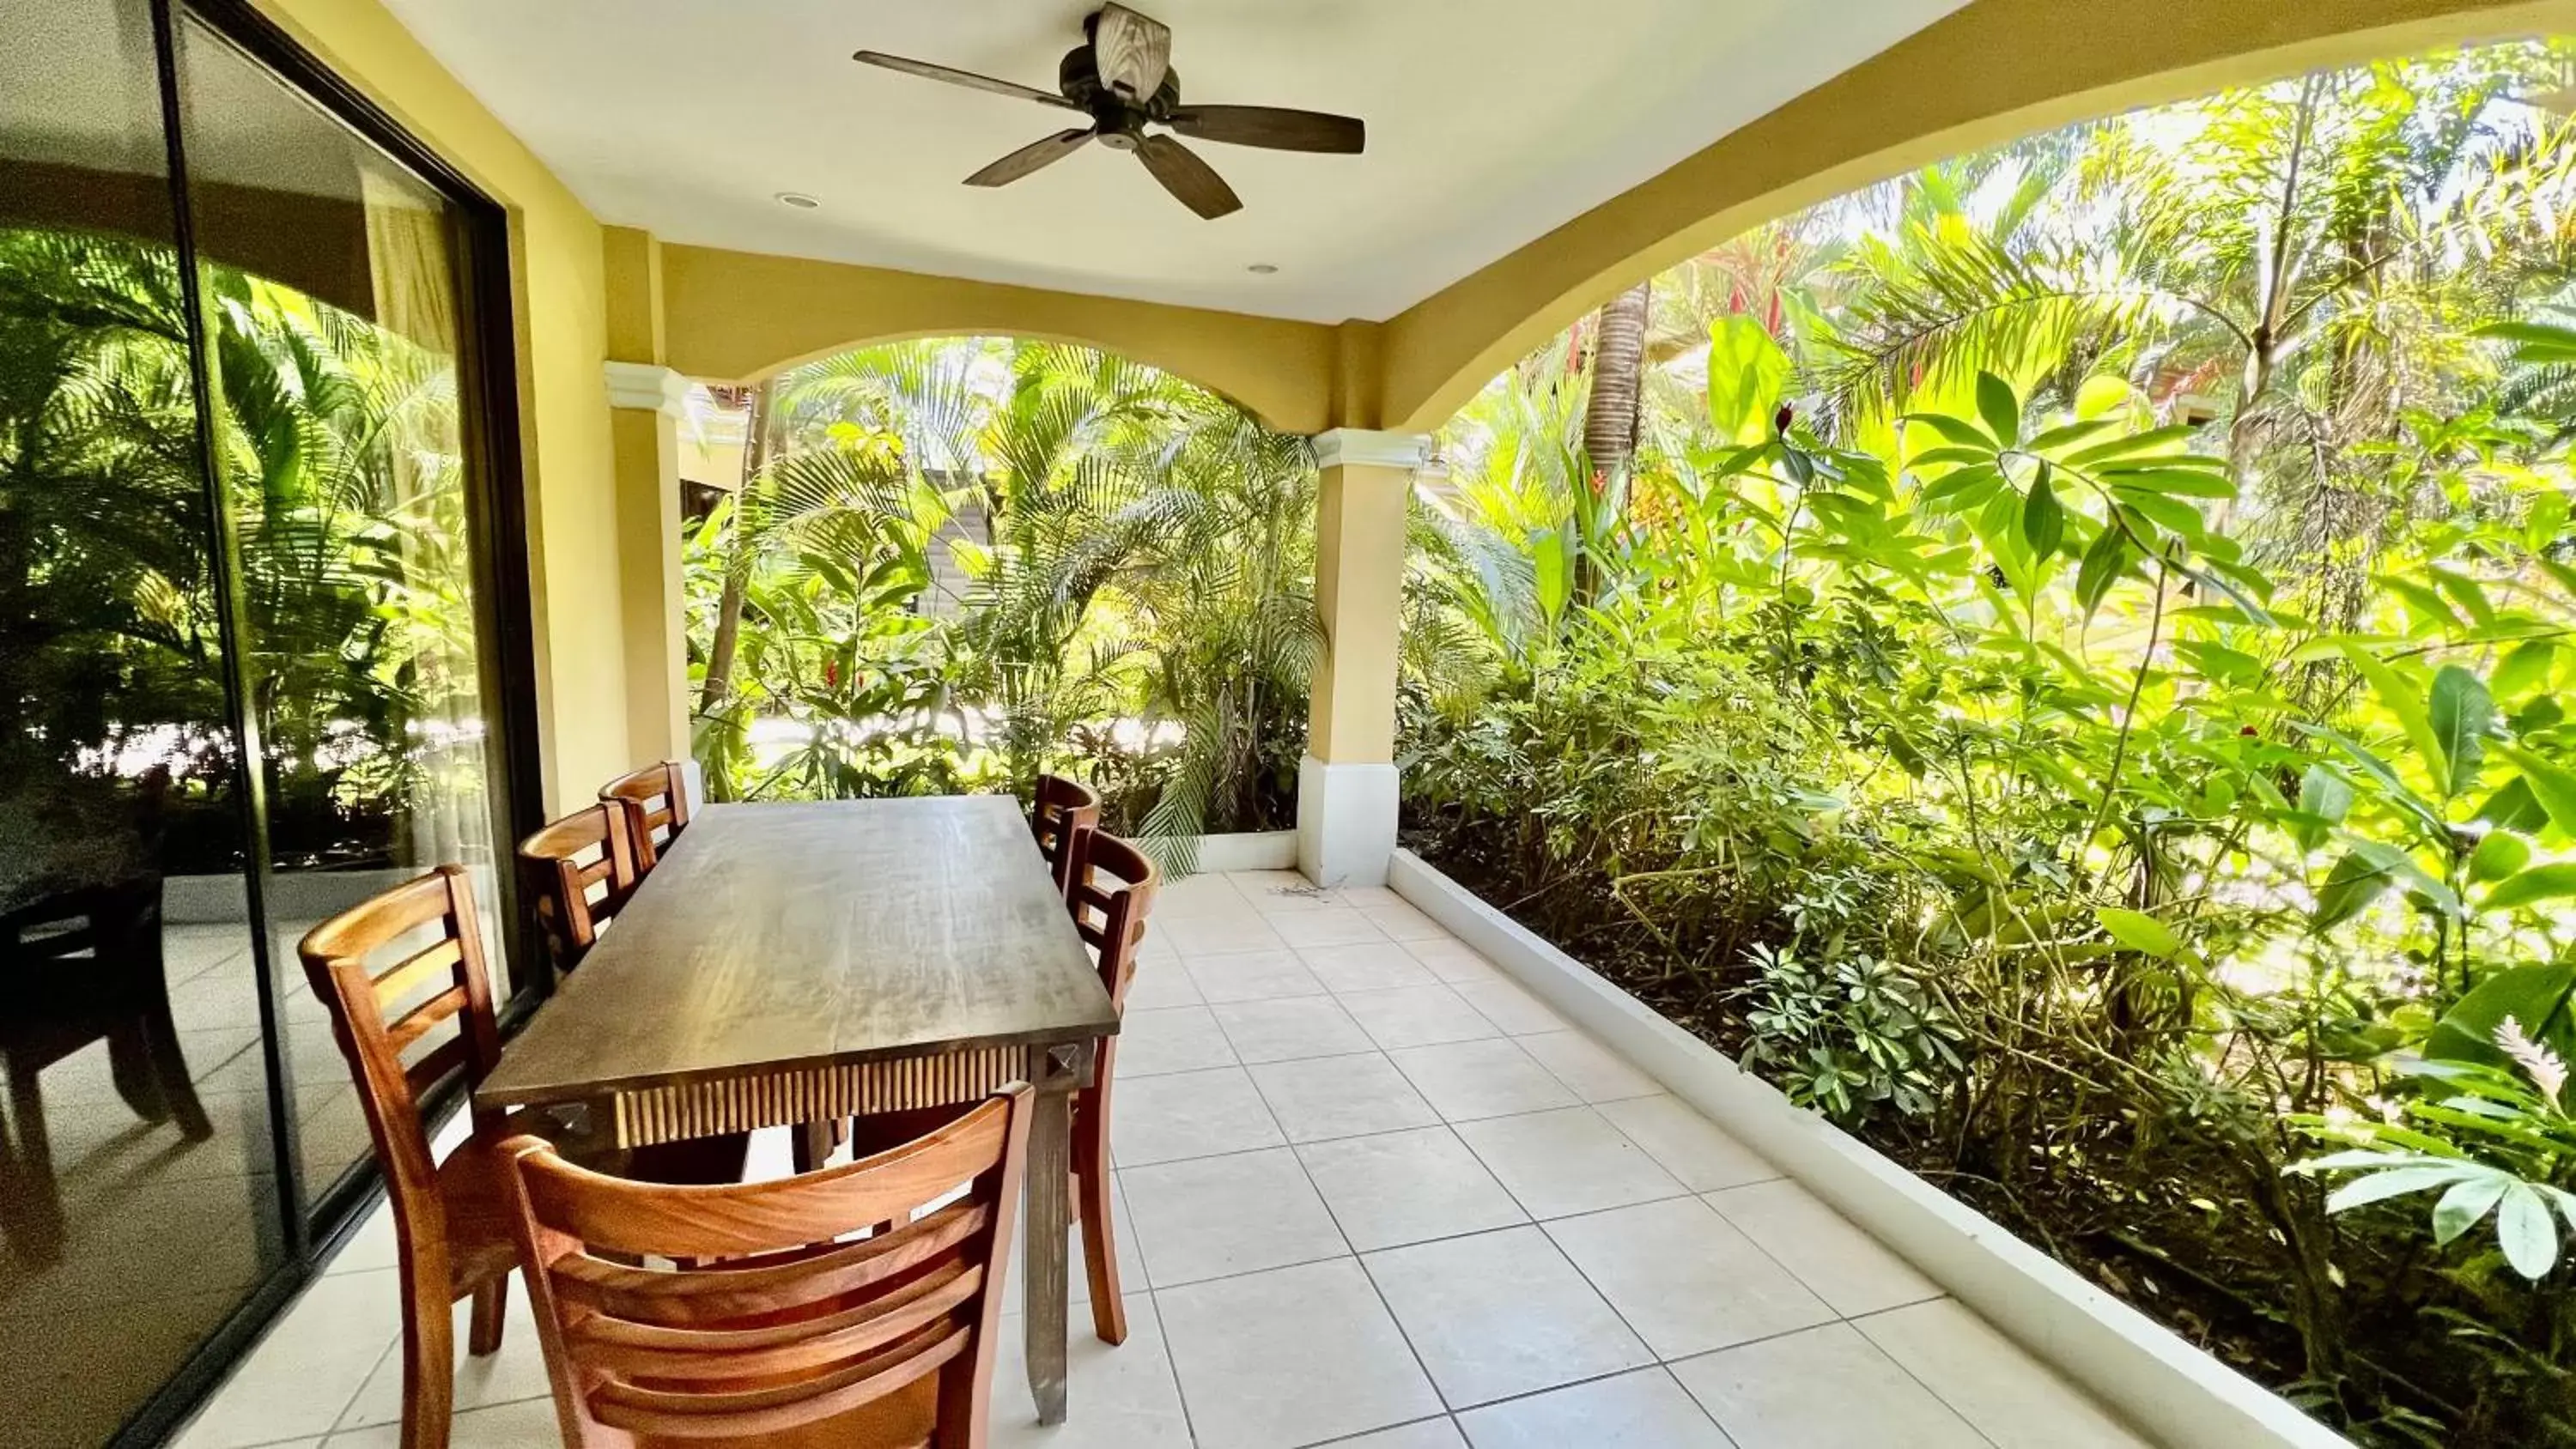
[477,797,1116,1106]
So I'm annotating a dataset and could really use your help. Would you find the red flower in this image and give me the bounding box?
[1774,403,1795,433]
[825,660,840,688]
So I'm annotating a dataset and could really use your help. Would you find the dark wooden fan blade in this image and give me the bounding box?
[1091,4,1170,101]
[853,51,1079,111]
[1136,134,1241,220]
[964,130,1095,187]
[1166,106,1365,155]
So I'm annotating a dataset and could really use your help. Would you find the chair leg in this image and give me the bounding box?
[399,1268,456,1449]
[3,1060,65,1264]
[466,1272,508,1356]
[139,988,213,1141]
[1072,1088,1126,1345]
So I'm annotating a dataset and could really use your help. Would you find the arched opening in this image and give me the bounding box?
[1398,33,2576,1443]
[679,336,1318,859]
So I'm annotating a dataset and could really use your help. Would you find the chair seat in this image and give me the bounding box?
[434,1122,541,1296]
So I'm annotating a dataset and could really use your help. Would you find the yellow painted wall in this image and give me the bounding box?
[1376,0,2576,431]
[659,243,1346,434]
[248,0,629,814]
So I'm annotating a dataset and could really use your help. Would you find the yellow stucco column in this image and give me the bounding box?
[604,361,690,767]
[1300,428,1431,887]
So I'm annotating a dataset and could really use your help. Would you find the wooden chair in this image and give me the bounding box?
[1029,774,1101,903]
[0,874,210,1264]
[516,807,750,1188]
[516,803,640,978]
[296,864,529,1449]
[599,761,691,873]
[847,831,1157,1346]
[497,1084,1033,1449]
[1061,830,1157,1345]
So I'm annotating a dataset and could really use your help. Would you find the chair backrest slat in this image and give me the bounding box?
[599,761,691,871]
[1030,773,1101,903]
[297,864,501,1228]
[501,1086,1031,1447]
[1068,832,1158,1009]
[551,1200,993,1326]
[517,803,640,975]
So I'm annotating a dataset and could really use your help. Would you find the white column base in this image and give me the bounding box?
[1296,755,1400,888]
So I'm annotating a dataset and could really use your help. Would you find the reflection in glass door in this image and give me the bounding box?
[0,3,283,1445]
[172,10,516,1203]
[0,1,529,1443]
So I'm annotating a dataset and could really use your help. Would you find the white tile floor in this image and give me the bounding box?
[165,870,2154,1449]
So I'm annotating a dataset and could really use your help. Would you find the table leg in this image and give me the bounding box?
[1023,1042,1085,1426]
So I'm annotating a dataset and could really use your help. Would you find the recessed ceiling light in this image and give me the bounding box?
[775,191,822,209]
[1246,263,1279,275]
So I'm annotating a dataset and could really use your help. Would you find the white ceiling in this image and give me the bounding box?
[382,0,1969,324]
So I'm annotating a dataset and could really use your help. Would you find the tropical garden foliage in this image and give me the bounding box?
[2,226,483,885]
[683,338,1318,858]
[1400,43,2576,1445]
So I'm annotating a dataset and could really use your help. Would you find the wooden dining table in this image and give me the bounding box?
[475,795,1119,1425]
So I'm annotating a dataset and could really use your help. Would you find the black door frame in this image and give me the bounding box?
[113,1,545,1443]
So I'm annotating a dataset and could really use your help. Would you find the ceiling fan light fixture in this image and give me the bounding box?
[775,191,823,209]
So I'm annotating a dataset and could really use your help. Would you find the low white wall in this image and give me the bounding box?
[165,868,418,925]
[1388,848,2350,1449]
[1188,829,1298,873]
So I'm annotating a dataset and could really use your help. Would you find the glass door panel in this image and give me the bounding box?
[0,2,285,1443]
[169,13,514,1200]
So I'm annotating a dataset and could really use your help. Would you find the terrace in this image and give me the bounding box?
[173,870,2140,1449]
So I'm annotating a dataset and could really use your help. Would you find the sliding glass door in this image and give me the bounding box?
[0,2,528,1443]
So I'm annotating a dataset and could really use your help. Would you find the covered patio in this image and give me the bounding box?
[173,868,2141,1449]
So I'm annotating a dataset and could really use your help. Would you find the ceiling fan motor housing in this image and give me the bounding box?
[1059,46,1180,123]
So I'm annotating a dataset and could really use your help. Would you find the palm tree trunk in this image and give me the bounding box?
[1584,282,1652,480]
[1576,281,1651,605]
[696,380,776,722]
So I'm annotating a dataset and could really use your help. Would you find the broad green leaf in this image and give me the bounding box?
[2074,525,2129,619]
[2065,425,2201,466]
[2428,667,2494,797]
[2324,1163,2480,1212]
[2296,724,2443,831]
[2113,491,2203,537]
[2479,776,2551,834]
[2341,645,2448,797]
[2099,467,2238,498]
[2025,419,2117,454]
[2479,862,2576,912]
[2432,1174,2511,1246]
[2096,906,2180,958]
[2494,640,2556,700]
[1976,371,2020,449]
[2020,466,2063,558]
[2467,829,2530,884]
[1706,314,1795,446]
[2313,843,2406,931]
[2427,962,2576,1067]
[2493,741,2576,839]
[2291,765,2354,852]
[1900,412,1996,449]
[2497,1184,2561,1280]
[2074,374,2143,421]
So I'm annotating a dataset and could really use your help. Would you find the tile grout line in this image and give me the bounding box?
[1838,1301,2014,1449]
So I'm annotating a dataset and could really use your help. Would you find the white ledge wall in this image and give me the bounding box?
[1387,848,2353,1449]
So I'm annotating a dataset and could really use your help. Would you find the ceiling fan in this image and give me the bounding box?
[854,4,1364,221]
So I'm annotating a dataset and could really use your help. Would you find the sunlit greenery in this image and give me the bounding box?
[683,338,1316,863]
[1401,43,2576,1445]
